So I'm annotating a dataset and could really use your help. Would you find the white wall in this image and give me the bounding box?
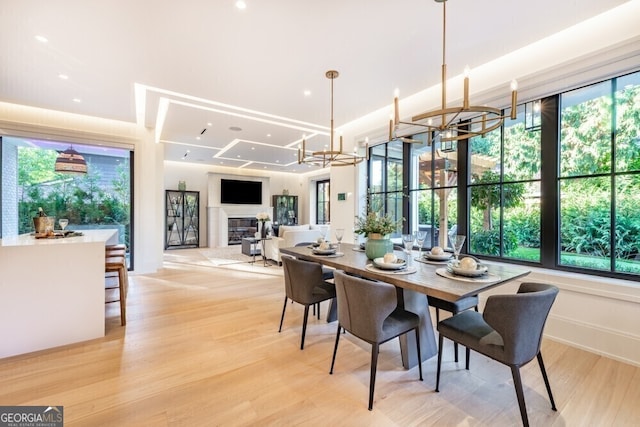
[163,162,312,247]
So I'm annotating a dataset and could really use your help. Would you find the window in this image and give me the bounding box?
[364,69,640,281]
[1,137,134,267]
[468,103,542,261]
[558,72,640,274]
[411,133,459,249]
[367,141,404,238]
[316,179,330,224]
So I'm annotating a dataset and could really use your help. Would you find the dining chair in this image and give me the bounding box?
[294,242,334,280]
[435,282,559,427]
[429,254,480,366]
[279,256,336,350]
[330,270,423,410]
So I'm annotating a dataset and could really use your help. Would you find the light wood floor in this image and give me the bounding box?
[2,255,639,426]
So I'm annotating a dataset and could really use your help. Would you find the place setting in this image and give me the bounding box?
[310,238,344,258]
[365,252,417,275]
[416,246,455,265]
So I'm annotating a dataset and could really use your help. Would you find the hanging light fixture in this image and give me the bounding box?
[390,0,518,144]
[298,70,366,167]
[54,145,88,174]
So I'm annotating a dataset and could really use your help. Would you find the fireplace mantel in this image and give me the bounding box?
[208,206,273,247]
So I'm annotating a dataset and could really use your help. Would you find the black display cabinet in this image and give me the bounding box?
[165,190,199,249]
[272,195,298,225]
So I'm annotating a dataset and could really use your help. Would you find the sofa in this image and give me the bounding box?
[263,224,329,264]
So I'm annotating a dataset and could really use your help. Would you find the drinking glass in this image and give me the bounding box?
[335,228,344,252]
[402,233,415,264]
[449,234,466,264]
[415,230,427,258]
[58,218,69,231]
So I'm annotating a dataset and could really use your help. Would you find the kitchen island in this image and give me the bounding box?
[0,229,118,358]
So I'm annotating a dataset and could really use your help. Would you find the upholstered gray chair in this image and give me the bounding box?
[429,255,479,365]
[330,270,423,410]
[429,294,478,366]
[279,256,336,349]
[435,282,559,427]
[294,242,334,280]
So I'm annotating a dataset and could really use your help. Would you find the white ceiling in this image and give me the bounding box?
[0,0,631,173]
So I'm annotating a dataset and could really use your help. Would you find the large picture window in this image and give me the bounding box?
[365,69,640,281]
[1,137,134,267]
[468,103,542,262]
[559,72,640,274]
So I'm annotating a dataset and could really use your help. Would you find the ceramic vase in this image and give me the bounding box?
[260,221,267,239]
[364,233,393,260]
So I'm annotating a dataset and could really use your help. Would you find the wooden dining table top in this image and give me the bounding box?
[279,243,531,302]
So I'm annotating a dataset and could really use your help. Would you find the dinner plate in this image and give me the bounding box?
[424,251,453,261]
[373,257,407,270]
[313,248,337,255]
[447,262,488,277]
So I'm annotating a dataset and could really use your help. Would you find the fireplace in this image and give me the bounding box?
[228,218,258,245]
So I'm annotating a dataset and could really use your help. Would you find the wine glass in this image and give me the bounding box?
[414,230,427,259]
[402,233,415,264]
[58,218,69,232]
[449,234,466,264]
[335,228,344,252]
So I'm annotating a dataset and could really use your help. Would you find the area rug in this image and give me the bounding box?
[163,246,283,276]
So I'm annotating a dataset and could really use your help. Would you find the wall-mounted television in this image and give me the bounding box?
[220,179,262,205]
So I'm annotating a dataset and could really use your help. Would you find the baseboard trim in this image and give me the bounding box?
[545,314,640,367]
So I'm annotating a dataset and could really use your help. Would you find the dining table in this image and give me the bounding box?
[279,242,531,369]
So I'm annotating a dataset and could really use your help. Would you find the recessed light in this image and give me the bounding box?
[196,136,201,140]
[267,134,271,137]
[58,74,69,80]
[251,147,255,150]
[72,98,81,103]
[35,35,48,43]
[207,122,212,126]
[235,0,247,10]
[304,90,311,97]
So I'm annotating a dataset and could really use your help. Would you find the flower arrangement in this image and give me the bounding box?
[354,211,401,237]
[256,212,271,222]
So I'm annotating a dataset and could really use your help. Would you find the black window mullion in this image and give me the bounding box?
[540,95,559,268]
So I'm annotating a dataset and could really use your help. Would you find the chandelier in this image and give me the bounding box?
[298,70,366,167]
[54,145,88,174]
[390,0,518,144]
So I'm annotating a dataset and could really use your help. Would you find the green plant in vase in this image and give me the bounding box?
[354,211,402,259]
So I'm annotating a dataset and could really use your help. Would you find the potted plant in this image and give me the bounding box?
[354,211,402,259]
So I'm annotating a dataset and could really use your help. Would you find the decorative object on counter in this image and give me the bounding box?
[282,189,289,195]
[256,212,271,239]
[178,180,186,191]
[33,207,56,235]
[58,218,69,231]
[54,145,88,174]
[354,210,402,260]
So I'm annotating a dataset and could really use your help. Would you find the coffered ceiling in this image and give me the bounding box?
[0,0,631,173]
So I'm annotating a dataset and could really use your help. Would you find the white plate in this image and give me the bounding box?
[373,257,407,270]
[424,251,453,261]
[313,248,337,255]
[447,262,488,277]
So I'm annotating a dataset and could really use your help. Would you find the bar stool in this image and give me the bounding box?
[105,245,128,326]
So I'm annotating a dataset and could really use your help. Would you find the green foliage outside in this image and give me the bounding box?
[412,75,640,274]
[17,147,131,246]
